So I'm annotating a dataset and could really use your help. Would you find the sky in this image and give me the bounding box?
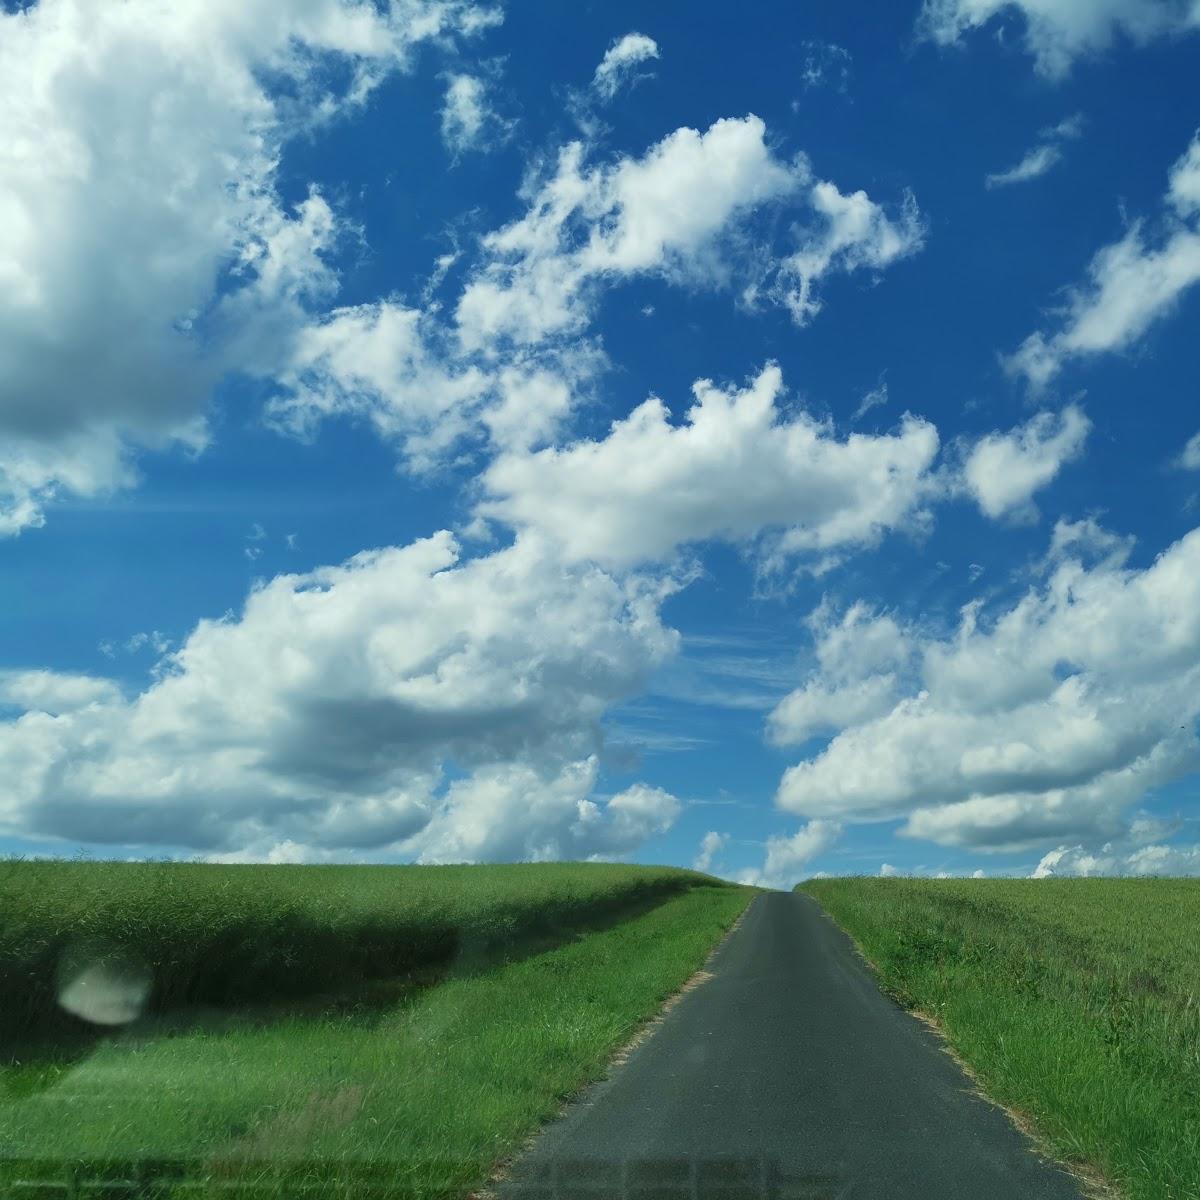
[2,0,1199,886]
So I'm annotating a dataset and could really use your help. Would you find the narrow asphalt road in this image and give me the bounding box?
[498,891,1085,1200]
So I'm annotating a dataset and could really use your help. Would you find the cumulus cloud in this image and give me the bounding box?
[0,672,122,716]
[1032,836,1200,877]
[264,293,602,470]
[1008,133,1200,388]
[737,819,842,889]
[266,301,492,470]
[455,115,924,349]
[592,32,660,101]
[411,767,681,865]
[776,523,1200,852]
[962,405,1091,520]
[593,783,683,854]
[456,116,794,347]
[920,0,1200,78]
[773,184,925,326]
[1041,516,1136,570]
[439,72,511,157]
[768,602,911,745]
[0,534,684,862]
[263,114,915,470]
[478,364,940,568]
[0,0,498,535]
[693,830,730,872]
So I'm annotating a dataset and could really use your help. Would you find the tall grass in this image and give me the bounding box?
[1,882,751,1198]
[798,877,1200,1200]
[1,860,721,1042]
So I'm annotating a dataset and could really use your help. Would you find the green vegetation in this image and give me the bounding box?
[1,862,750,1198]
[798,877,1200,1200]
[1,859,717,1040]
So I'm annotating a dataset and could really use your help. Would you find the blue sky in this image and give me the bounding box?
[2,0,1200,883]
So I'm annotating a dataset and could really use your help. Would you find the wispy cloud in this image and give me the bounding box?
[986,112,1083,188]
[852,379,889,422]
[799,40,851,94]
[592,32,660,101]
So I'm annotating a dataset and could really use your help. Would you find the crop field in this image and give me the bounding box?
[0,859,718,1039]
[798,877,1200,1200]
[1,860,751,1198]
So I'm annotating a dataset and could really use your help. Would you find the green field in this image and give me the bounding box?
[798,877,1200,1200]
[0,859,719,1039]
[1,861,751,1198]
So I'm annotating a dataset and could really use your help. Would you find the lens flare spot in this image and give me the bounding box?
[57,948,151,1026]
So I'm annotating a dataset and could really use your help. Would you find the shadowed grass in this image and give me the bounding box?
[1,882,752,1199]
[798,877,1200,1200]
[0,860,721,1042]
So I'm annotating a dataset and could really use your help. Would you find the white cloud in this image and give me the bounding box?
[1180,431,1200,469]
[920,0,1200,78]
[410,766,681,865]
[962,404,1091,520]
[1041,516,1135,570]
[768,601,911,745]
[592,32,660,101]
[693,830,729,872]
[594,783,683,853]
[124,630,173,657]
[1046,113,1087,141]
[879,862,901,877]
[455,116,924,349]
[774,184,925,326]
[770,675,901,746]
[1170,133,1200,217]
[0,534,685,861]
[799,41,852,93]
[456,116,795,348]
[986,143,1064,189]
[737,819,842,889]
[478,364,940,568]
[0,671,121,716]
[1008,133,1200,388]
[266,292,603,471]
[1032,840,1200,876]
[267,301,492,471]
[852,381,889,422]
[0,0,498,535]
[440,72,511,157]
[776,524,1200,852]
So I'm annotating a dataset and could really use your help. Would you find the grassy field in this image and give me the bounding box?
[1,862,750,1198]
[798,877,1200,1200]
[0,859,717,1040]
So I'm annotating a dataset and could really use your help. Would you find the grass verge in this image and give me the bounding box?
[1,881,751,1198]
[0,860,719,1040]
[797,877,1200,1200]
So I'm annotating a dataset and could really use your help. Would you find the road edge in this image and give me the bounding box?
[472,888,761,1200]
[795,892,1121,1200]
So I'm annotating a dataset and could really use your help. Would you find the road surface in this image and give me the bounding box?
[498,891,1084,1200]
